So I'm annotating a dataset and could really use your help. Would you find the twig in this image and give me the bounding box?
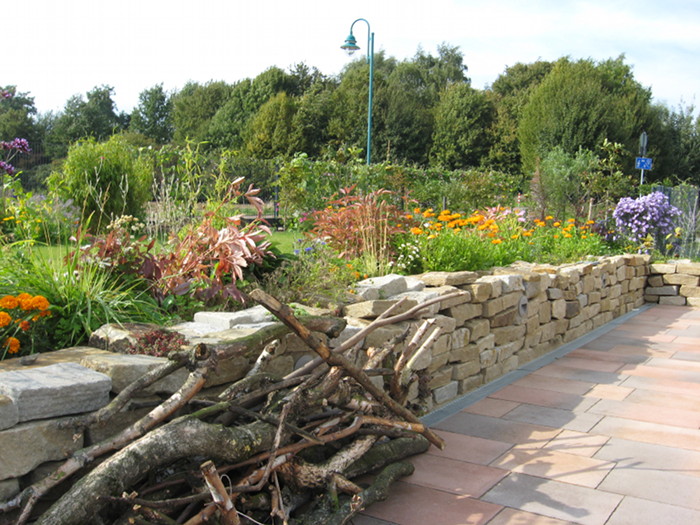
[201,460,240,525]
[250,289,445,450]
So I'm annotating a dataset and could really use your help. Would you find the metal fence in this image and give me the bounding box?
[653,185,700,259]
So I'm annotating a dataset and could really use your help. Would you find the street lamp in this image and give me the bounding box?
[341,18,374,165]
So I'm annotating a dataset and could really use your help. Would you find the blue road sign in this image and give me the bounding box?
[635,157,653,170]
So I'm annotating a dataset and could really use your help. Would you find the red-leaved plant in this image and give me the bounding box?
[72,177,272,305]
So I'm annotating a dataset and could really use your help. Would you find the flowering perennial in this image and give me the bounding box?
[613,192,681,252]
[0,293,52,360]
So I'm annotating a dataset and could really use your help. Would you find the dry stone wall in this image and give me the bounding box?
[5,253,700,501]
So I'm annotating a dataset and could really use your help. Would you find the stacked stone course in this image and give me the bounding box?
[5,253,700,500]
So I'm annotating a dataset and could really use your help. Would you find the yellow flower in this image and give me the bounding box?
[564,233,573,238]
[0,312,11,328]
[511,234,520,240]
[582,235,588,239]
[410,227,424,235]
[545,215,553,220]
[553,234,560,239]
[553,221,561,227]
[28,296,50,311]
[427,234,437,239]
[4,337,20,354]
[413,207,421,214]
[567,218,576,223]
[586,220,595,225]
[491,238,503,244]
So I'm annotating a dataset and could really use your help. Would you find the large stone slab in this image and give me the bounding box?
[0,394,18,431]
[194,305,275,330]
[0,417,84,480]
[353,274,409,300]
[0,363,111,422]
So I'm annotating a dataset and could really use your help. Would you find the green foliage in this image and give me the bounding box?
[0,85,40,146]
[518,56,653,176]
[47,134,153,231]
[1,188,80,244]
[244,92,298,159]
[47,85,128,158]
[130,84,174,144]
[430,84,495,169]
[0,244,165,349]
[172,81,232,144]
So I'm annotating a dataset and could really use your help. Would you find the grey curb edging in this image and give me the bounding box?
[421,303,653,427]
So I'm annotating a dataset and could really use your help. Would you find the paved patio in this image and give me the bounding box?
[355,304,700,525]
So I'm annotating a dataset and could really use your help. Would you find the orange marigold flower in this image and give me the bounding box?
[545,215,553,220]
[586,220,595,225]
[410,227,424,235]
[30,296,50,311]
[0,312,11,328]
[567,218,576,223]
[553,221,561,227]
[413,207,421,214]
[20,320,30,331]
[4,337,20,354]
[0,295,19,309]
[564,233,573,238]
[491,238,503,244]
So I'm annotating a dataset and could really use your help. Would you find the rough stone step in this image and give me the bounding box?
[193,305,275,330]
[0,362,111,422]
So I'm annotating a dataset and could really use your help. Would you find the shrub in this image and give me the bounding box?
[48,135,153,232]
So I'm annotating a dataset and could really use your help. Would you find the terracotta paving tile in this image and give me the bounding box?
[587,344,672,358]
[618,363,700,383]
[593,437,700,478]
[511,375,595,395]
[489,445,615,487]
[624,388,700,412]
[551,356,625,373]
[427,430,513,465]
[670,334,700,345]
[531,365,625,386]
[590,416,700,451]
[362,482,502,525]
[644,356,700,372]
[503,404,603,433]
[487,507,578,524]
[481,473,622,525]
[463,398,521,417]
[489,385,597,411]
[586,398,700,428]
[540,430,610,458]
[565,348,648,365]
[406,453,508,497]
[619,374,700,397]
[352,515,396,525]
[672,351,700,362]
[583,384,633,401]
[598,468,700,510]
[435,413,562,445]
[605,496,700,525]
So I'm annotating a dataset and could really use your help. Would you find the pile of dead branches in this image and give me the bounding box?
[0,289,456,525]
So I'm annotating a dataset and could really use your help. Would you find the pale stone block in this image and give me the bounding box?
[501,355,519,374]
[0,417,84,480]
[680,285,700,298]
[459,375,484,394]
[490,306,519,328]
[418,271,479,287]
[476,276,502,297]
[480,348,498,367]
[581,275,596,294]
[491,325,526,346]
[538,301,552,324]
[588,291,602,304]
[449,345,479,363]
[664,274,700,286]
[675,263,700,276]
[392,289,441,316]
[551,298,567,319]
[428,367,453,389]
[464,282,492,302]
[433,381,459,405]
[497,340,523,361]
[686,297,700,307]
[546,288,564,300]
[649,263,677,274]
[565,300,581,319]
[451,328,471,349]
[465,318,490,342]
[482,363,504,383]
[344,299,416,319]
[446,302,482,325]
[643,294,660,303]
[427,352,450,374]
[659,296,687,306]
[480,274,524,294]
[194,305,274,330]
[432,286,472,308]
[432,334,452,356]
[645,285,680,296]
[0,363,110,422]
[0,395,18,431]
[354,274,409,299]
[482,292,522,317]
[452,361,481,380]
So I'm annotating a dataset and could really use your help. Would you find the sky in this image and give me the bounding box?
[7,0,700,116]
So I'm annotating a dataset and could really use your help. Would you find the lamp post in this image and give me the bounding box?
[341,18,374,165]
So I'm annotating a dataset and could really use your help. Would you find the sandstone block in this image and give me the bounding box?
[419,271,479,287]
[428,367,453,389]
[0,395,18,431]
[649,263,677,274]
[465,318,490,342]
[354,274,409,299]
[480,348,498,367]
[491,325,526,346]
[449,345,479,363]
[464,282,492,302]
[565,300,581,319]
[680,285,700,298]
[0,478,19,500]
[433,381,459,405]
[0,363,110,422]
[675,263,700,276]
[451,328,471,349]
[459,375,484,394]
[344,299,415,319]
[194,305,274,330]
[663,274,699,286]
[659,296,687,306]
[0,417,84,480]
[446,302,482,325]
[547,288,564,300]
[686,297,700,307]
[551,298,567,319]
[480,274,524,294]
[452,361,481,380]
[482,292,522,318]
[645,285,680,296]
